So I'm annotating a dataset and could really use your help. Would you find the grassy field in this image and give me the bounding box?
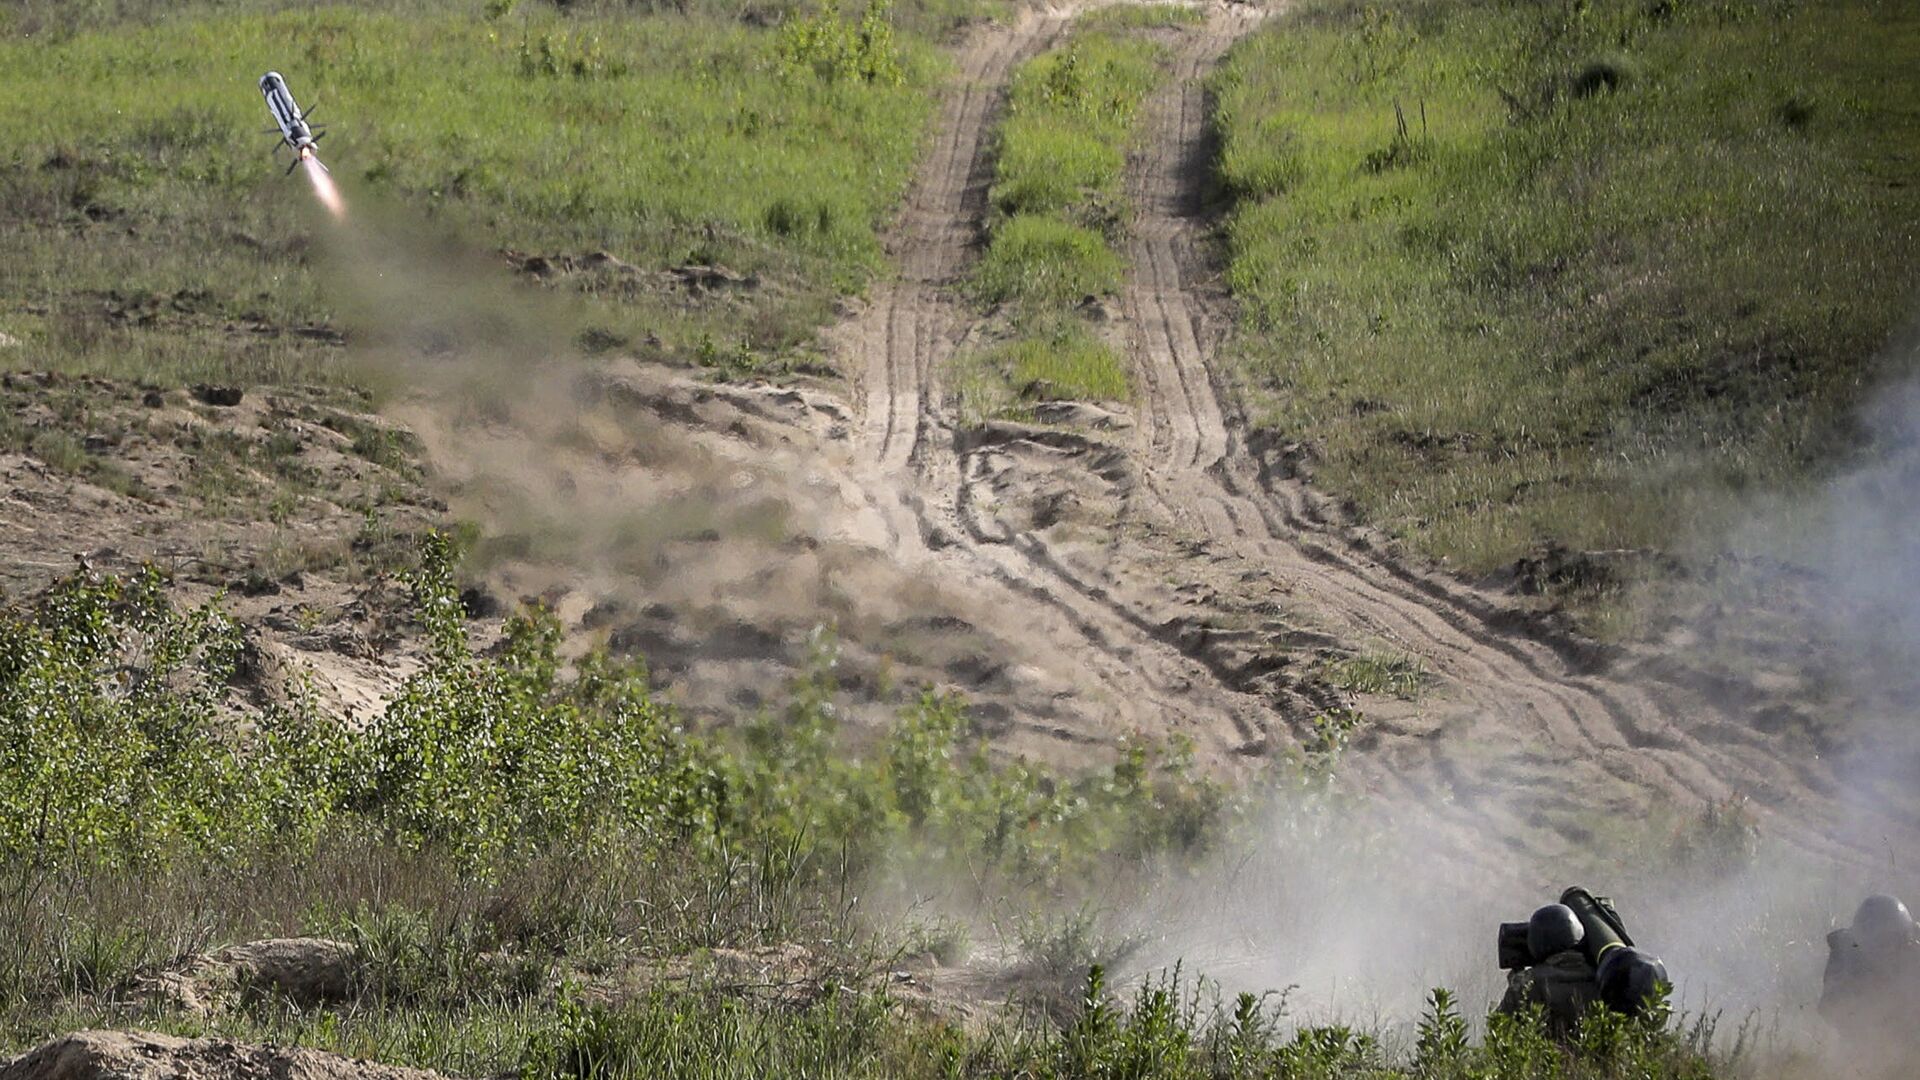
[1211,0,1920,597]
[959,21,1171,420]
[0,1,942,388]
[0,542,1736,1079]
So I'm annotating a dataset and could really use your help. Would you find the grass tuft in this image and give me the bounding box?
[1322,652,1426,700]
[973,216,1125,309]
[958,319,1132,421]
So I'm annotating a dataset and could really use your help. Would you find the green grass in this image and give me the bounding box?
[962,23,1171,419]
[1211,0,1920,594]
[987,29,1163,226]
[973,216,1126,308]
[1004,323,1132,402]
[1322,651,1425,700]
[958,319,1132,421]
[0,2,938,386]
[984,28,1163,265]
[0,970,1739,1080]
[0,969,1739,1080]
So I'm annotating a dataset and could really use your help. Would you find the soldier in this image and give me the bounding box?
[1820,894,1920,1044]
[1496,889,1669,1040]
[1498,903,1598,1040]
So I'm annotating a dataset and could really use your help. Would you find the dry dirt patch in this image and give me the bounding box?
[0,1032,445,1080]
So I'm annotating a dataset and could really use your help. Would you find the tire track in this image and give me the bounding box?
[1109,6,1870,862]
[841,3,1527,863]
[842,5,1284,767]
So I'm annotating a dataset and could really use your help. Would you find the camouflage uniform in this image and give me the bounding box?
[1497,949,1600,1040]
[1820,929,1920,1042]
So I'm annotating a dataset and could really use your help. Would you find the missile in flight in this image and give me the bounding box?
[259,70,328,175]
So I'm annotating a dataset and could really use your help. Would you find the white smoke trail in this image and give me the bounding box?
[301,152,346,221]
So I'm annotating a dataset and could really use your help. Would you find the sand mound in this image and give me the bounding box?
[0,1032,444,1080]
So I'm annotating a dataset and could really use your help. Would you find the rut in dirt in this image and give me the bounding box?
[839,1,1892,868]
[840,3,1287,778]
[1105,5,1883,864]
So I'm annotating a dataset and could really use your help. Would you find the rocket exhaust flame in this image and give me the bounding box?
[300,150,347,221]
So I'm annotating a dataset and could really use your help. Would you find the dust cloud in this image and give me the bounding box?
[1112,320,1920,1067]
[306,198,1095,744]
[1110,787,1912,1067]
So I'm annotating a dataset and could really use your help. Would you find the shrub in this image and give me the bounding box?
[0,535,1237,893]
[777,0,905,86]
[0,566,253,866]
[356,535,723,865]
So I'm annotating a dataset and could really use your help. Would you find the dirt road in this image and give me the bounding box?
[838,3,1291,771]
[835,1,1904,869]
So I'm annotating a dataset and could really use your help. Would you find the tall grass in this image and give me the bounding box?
[1211,0,1920,593]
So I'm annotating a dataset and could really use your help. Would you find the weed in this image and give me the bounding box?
[1323,651,1425,699]
[1015,910,1143,984]
[778,0,907,87]
[0,4,937,387]
[899,919,969,966]
[1302,707,1366,768]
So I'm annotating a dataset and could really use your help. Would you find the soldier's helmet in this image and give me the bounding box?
[1852,895,1915,950]
[1596,947,1668,1016]
[1527,903,1584,961]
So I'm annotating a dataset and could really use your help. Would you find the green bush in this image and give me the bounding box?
[777,0,907,86]
[0,542,1738,1078]
[0,566,252,864]
[0,538,723,872]
[0,536,1228,887]
[358,539,723,864]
